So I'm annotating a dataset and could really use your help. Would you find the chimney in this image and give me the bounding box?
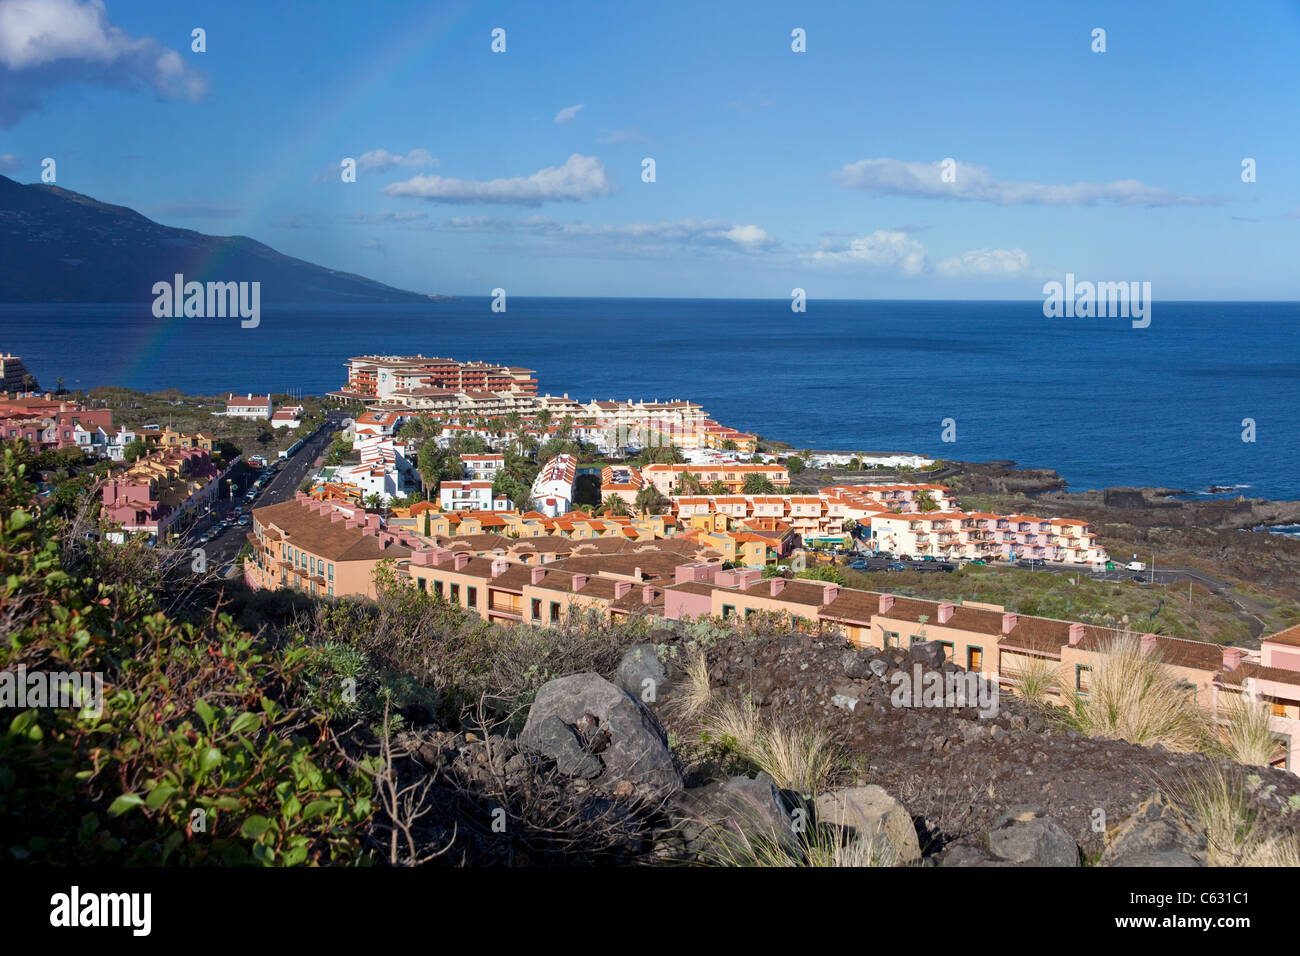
[615,580,632,599]
[937,602,954,625]
[633,566,642,581]
[1140,633,1158,656]
[1068,622,1085,646]
[770,578,786,596]
[1222,646,1242,672]
[1001,612,1017,635]
[571,573,588,591]
[643,585,655,604]
[490,557,510,577]
[822,583,840,605]
[530,566,546,585]
[879,593,895,614]
[454,552,470,570]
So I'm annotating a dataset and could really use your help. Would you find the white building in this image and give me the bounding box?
[438,480,513,512]
[461,453,505,481]
[529,454,577,517]
[225,393,273,420]
[333,434,417,503]
[271,405,304,429]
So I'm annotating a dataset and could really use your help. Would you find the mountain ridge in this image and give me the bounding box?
[0,176,437,304]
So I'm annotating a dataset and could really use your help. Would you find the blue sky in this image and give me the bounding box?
[2,0,1299,298]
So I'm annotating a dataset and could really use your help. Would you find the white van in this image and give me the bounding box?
[1126,561,1146,572]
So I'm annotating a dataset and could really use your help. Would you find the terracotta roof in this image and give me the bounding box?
[1263,625,1300,649]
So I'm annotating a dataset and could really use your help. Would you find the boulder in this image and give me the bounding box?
[1098,794,1207,867]
[987,807,1080,866]
[908,641,946,668]
[527,715,603,779]
[520,672,682,800]
[840,649,872,679]
[615,643,668,704]
[671,774,797,858]
[814,785,921,865]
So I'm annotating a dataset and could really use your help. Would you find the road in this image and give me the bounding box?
[189,411,345,574]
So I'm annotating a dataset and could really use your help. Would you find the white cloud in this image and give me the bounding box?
[554,103,584,124]
[0,0,206,124]
[346,210,429,224]
[383,154,612,206]
[935,247,1031,279]
[356,148,438,172]
[0,152,19,172]
[835,157,1218,207]
[808,230,928,275]
[434,214,776,254]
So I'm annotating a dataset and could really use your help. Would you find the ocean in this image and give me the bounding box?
[2,298,1296,500]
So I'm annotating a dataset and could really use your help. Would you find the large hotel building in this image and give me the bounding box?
[335,355,538,402]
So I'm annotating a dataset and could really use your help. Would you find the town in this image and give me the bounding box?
[8,348,1294,778]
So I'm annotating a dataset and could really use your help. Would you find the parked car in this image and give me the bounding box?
[968,559,987,566]
[849,560,868,571]
[939,563,956,572]
[887,562,907,572]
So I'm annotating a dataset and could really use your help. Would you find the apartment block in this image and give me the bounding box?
[642,462,790,496]
[659,569,1300,772]
[246,496,416,599]
[100,447,220,540]
[225,393,272,420]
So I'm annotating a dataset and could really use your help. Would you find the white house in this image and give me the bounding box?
[461,453,505,481]
[528,454,577,517]
[271,405,304,429]
[225,393,273,420]
[104,426,138,462]
[438,480,499,512]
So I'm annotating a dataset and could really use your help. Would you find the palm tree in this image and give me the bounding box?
[602,493,629,516]
[558,413,575,442]
[743,473,776,495]
[677,470,702,495]
[634,485,669,516]
[914,490,939,513]
[706,479,729,495]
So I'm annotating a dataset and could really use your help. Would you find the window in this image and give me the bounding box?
[433,580,443,598]
[745,608,757,620]
[1076,664,1092,694]
[1270,702,1287,718]
[532,599,542,621]
[467,586,477,608]
[938,641,953,662]
[328,563,334,580]
[967,647,983,671]
[416,577,426,592]
[550,602,561,624]
[722,604,735,620]
[451,583,460,603]
[885,630,900,648]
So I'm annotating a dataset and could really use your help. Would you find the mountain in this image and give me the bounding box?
[0,176,435,303]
